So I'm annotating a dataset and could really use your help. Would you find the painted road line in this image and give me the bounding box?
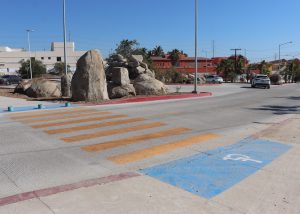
[31,114,127,129]
[141,138,292,199]
[20,111,111,124]
[108,133,219,164]
[0,172,139,207]
[62,122,165,143]
[10,108,92,120]
[46,117,145,134]
[82,127,191,152]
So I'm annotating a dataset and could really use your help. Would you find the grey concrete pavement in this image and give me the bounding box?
[0,83,299,213]
[0,96,52,109]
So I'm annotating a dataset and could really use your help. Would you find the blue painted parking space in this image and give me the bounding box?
[141,138,291,199]
[1,103,75,113]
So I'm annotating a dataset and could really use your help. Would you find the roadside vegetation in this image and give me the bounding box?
[17,59,47,79]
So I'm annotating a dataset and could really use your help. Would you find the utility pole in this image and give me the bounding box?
[212,40,215,58]
[230,48,242,74]
[26,29,34,79]
[202,50,208,74]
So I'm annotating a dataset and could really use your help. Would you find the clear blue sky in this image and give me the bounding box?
[1,0,300,62]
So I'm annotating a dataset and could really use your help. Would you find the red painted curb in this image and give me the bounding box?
[166,83,222,86]
[97,92,212,106]
[0,172,140,207]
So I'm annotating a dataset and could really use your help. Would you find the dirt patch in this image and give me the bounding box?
[0,88,29,99]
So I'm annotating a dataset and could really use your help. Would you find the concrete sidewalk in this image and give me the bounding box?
[1,114,299,214]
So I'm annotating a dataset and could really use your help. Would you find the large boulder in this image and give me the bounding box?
[71,50,109,102]
[110,54,127,63]
[107,83,136,99]
[111,67,130,86]
[133,74,168,95]
[128,55,143,68]
[130,55,143,63]
[14,79,33,94]
[25,79,61,98]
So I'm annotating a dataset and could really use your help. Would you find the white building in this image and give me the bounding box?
[0,42,86,75]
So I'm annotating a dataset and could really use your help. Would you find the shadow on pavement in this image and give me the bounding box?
[249,105,300,115]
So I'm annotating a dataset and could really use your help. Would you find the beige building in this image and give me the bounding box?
[0,42,86,74]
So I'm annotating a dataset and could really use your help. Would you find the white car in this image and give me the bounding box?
[251,75,271,89]
[205,75,224,84]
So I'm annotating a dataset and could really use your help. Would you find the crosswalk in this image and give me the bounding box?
[9,107,219,165]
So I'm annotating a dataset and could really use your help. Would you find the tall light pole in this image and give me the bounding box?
[26,29,34,79]
[63,0,68,75]
[193,0,198,93]
[61,0,71,97]
[279,41,292,61]
[278,41,292,72]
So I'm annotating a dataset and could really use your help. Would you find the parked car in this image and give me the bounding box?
[251,75,271,89]
[0,75,22,85]
[205,75,224,84]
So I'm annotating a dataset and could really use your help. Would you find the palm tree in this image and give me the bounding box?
[168,49,181,66]
[152,46,165,57]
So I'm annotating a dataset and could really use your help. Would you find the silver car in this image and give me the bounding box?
[206,75,224,84]
[251,75,271,89]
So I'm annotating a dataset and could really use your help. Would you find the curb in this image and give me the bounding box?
[96,92,212,106]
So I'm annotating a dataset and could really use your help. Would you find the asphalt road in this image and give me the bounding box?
[0,83,299,213]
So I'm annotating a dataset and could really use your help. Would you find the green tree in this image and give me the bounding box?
[258,60,271,76]
[168,49,181,66]
[217,58,235,81]
[151,46,165,57]
[228,55,247,75]
[18,59,46,79]
[53,62,71,75]
[282,59,300,82]
[114,39,139,59]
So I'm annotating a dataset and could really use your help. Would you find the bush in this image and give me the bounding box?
[270,74,280,84]
[18,59,46,79]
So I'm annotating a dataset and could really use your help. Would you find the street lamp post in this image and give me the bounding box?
[193,0,198,93]
[63,0,67,75]
[278,41,292,72]
[279,41,292,61]
[26,29,34,79]
[61,0,71,97]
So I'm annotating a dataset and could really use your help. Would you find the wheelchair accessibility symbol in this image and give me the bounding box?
[223,154,262,164]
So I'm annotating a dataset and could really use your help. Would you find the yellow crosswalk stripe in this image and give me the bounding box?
[107,133,219,164]
[46,117,145,135]
[21,111,110,124]
[62,122,165,143]
[82,127,191,152]
[31,114,127,129]
[10,108,93,120]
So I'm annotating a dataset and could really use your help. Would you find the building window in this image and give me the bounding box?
[48,57,51,60]
[41,57,44,60]
[57,57,62,62]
